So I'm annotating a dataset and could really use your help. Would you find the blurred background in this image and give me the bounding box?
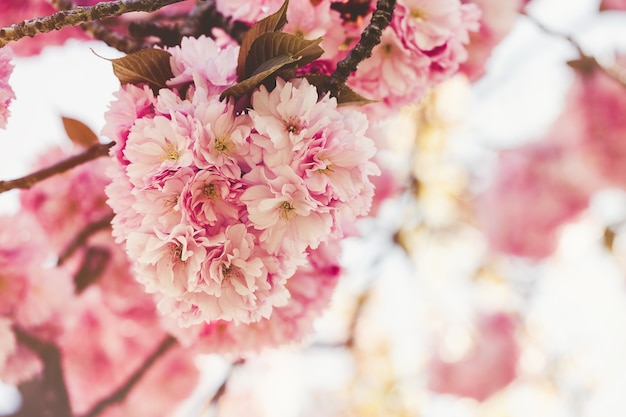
[3,0,626,415]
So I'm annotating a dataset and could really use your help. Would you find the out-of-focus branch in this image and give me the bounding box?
[13,328,72,417]
[57,213,115,266]
[522,12,626,89]
[328,0,396,98]
[80,335,178,417]
[0,142,113,194]
[0,0,185,48]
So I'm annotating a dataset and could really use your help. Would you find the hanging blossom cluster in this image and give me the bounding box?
[105,35,379,328]
[0,45,15,129]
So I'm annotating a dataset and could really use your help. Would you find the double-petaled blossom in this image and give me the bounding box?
[0,46,15,129]
[104,36,378,332]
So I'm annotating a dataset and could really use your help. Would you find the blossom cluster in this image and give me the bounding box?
[0,45,14,129]
[104,35,379,328]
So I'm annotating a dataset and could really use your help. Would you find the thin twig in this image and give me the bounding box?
[0,0,185,48]
[80,335,178,417]
[0,142,113,194]
[522,12,626,89]
[328,0,396,98]
[13,328,73,417]
[202,359,244,416]
[57,213,115,266]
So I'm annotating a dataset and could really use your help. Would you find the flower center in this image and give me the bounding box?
[164,143,180,162]
[279,201,296,221]
[410,8,426,20]
[203,183,219,200]
[214,135,232,153]
[285,117,304,135]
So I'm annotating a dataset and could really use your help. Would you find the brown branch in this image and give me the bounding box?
[13,328,72,417]
[80,335,178,417]
[0,142,113,194]
[328,0,396,98]
[203,359,244,415]
[0,0,185,48]
[57,213,115,266]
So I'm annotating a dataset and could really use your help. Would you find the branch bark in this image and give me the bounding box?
[0,142,113,194]
[0,0,185,48]
[328,0,396,99]
[57,213,115,266]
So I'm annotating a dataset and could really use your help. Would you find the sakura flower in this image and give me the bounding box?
[393,0,466,52]
[428,313,520,401]
[600,0,626,10]
[0,46,15,129]
[242,166,333,255]
[124,114,195,187]
[167,35,238,93]
[214,0,283,23]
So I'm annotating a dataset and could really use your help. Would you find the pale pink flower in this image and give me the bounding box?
[124,114,195,187]
[131,167,196,233]
[179,169,244,231]
[393,0,465,52]
[600,0,626,10]
[249,78,335,168]
[428,313,519,401]
[0,318,15,376]
[192,97,254,179]
[0,45,15,129]
[167,35,238,93]
[460,0,524,81]
[349,28,430,119]
[127,224,209,297]
[477,142,592,259]
[102,84,156,164]
[242,166,333,255]
[193,223,286,324]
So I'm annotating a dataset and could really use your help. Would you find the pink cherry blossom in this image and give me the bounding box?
[0,45,15,129]
[214,0,284,24]
[428,313,520,401]
[600,0,626,10]
[477,141,592,259]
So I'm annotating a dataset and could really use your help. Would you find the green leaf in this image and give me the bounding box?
[237,0,290,81]
[108,49,174,91]
[61,116,99,147]
[304,75,376,106]
[244,32,324,79]
[221,54,300,100]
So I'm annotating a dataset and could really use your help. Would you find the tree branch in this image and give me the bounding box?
[328,0,396,98]
[0,0,185,48]
[80,335,178,417]
[13,328,73,417]
[57,213,115,266]
[0,142,113,194]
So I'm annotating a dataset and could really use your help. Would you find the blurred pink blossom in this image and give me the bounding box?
[0,45,15,129]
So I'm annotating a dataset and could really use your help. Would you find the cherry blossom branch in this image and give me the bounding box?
[0,142,113,194]
[202,359,244,415]
[80,335,178,417]
[522,12,626,89]
[57,213,115,266]
[0,0,185,48]
[328,0,396,98]
[13,328,72,417]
